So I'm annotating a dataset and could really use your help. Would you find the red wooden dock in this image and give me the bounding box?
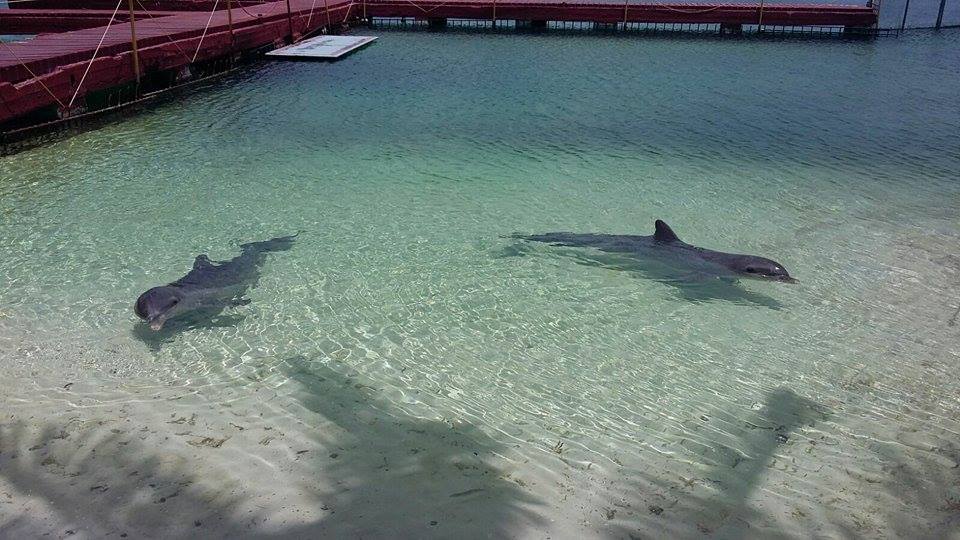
[363,0,877,28]
[1,0,352,126]
[1,0,878,132]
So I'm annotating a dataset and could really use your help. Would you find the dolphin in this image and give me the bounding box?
[510,220,797,284]
[134,234,298,331]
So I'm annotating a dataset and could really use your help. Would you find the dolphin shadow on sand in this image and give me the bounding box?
[131,310,247,351]
[503,220,795,309]
[132,234,299,345]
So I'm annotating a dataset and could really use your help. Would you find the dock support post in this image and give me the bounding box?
[227,0,234,47]
[285,0,295,43]
[935,0,946,28]
[531,20,547,28]
[127,0,141,94]
[756,0,765,32]
[719,23,742,34]
[427,17,447,28]
[899,0,910,33]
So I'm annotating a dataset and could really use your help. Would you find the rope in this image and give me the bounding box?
[238,0,284,20]
[652,4,722,14]
[68,0,123,108]
[192,0,221,62]
[399,0,450,14]
[135,0,193,63]
[303,0,319,29]
[0,41,66,109]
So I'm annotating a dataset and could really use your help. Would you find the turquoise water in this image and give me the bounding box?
[1,30,959,538]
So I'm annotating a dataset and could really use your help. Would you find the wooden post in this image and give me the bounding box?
[935,0,946,29]
[757,0,765,32]
[285,0,295,43]
[127,0,141,92]
[899,0,910,33]
[227,0,234,46]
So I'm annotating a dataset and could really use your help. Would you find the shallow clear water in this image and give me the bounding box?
[1,29,959,538]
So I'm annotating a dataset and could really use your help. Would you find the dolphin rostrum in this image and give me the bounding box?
[511,220,797,284]
[135,234,298,331]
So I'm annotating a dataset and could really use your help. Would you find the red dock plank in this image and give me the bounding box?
[9,0,271,11]
[0,10,178,34]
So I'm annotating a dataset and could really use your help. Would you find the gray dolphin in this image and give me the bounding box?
[134,234,298,331]
[511,220,797,284]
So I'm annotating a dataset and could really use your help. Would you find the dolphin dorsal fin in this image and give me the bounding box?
[654,220,681,243]
[193,254,215,270]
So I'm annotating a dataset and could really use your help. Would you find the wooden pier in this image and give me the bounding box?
[362,1,878,29]
[2,0,878,144]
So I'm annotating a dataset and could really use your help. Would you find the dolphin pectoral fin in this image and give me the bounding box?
[662,271,724,284]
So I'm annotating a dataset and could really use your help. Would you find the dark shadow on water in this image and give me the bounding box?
[498,242,785,310]
[131,308,245,351]
[273,356,545,538]
[0,421,250,538]
[833,434,960,538]
[0,357,544,538]
[700,388,827,536]
[607,387,827,538]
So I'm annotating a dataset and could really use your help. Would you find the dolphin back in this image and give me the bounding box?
[174,233,299,289]
[240,233,300,254]
[510,232,618,247]
[511,232,656,253]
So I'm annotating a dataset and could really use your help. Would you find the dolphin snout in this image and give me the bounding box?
[780,276,799,284]
[147,315,167,331]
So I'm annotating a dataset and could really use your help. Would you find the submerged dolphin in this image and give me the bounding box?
[511,220,797,284]
[135,234,298,331]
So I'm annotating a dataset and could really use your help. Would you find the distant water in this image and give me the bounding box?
[1,29,959,538]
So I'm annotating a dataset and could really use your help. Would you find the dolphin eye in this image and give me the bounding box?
[745,267,757,273]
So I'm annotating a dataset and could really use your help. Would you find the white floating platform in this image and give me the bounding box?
[266,35,378,60]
